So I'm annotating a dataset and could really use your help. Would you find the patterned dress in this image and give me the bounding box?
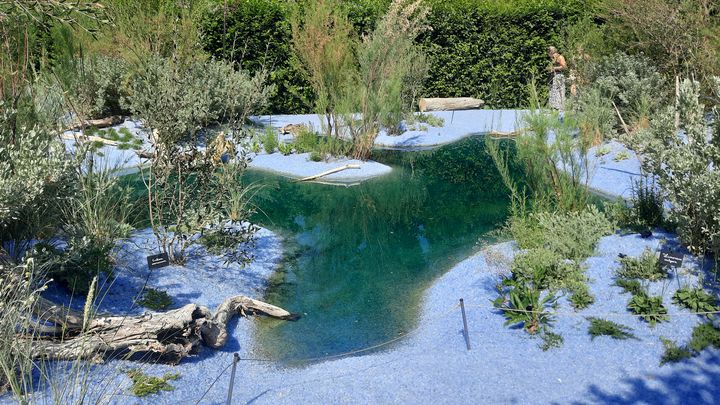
[549,72,565,111]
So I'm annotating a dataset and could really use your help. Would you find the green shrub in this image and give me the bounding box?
[125,369,180,397]
[511,248,584,291]
[688,322,720,352]
[278,142,293,156]
[628,78,720,258]
[628,293,668,326]
[260,128,279,154]
[613,151,630,162]
[512,206,613,261]
[595,144,612,157]
[660,337,693,365]
[137,288,173,311]
[616,249,666,281]
[294,129,320,153]
[614,278,644,296]
[201,0,312,114]
[587,317,636,340]
[539,331,564,351]
[587,52,666,128]
[568,283,595,310]
[204,0,590,112]
[309,151,324,162]
[572,87,616,145]
[672,287,720,318]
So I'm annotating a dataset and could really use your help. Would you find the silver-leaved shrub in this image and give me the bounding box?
[629,78,720,257]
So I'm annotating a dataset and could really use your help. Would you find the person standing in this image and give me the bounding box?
[547,46,567,110]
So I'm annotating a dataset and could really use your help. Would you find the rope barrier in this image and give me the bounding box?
[187,296,719,403]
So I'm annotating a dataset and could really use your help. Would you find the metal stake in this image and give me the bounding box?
[460,298,471,350]
[227,353,239,405]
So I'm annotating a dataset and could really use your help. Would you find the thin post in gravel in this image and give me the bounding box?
[227,353,240,405]
[459,298,471,350]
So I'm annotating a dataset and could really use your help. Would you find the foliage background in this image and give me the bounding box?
[202,0,591,113]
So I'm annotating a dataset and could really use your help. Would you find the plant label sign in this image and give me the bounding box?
[659,249,684,268]
[147,253,170,270]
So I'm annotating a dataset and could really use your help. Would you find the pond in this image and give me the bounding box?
[245,136,517,361]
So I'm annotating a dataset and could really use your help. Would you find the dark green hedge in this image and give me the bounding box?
[203,0,589,113]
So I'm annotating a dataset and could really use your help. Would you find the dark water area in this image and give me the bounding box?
[245,136,517,361]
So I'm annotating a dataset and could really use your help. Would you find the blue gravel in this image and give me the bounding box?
[251,110,526,149]
[249,152,392,183]
[6,113,719,404]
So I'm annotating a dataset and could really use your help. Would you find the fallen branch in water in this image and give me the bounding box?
[296,164,361,182]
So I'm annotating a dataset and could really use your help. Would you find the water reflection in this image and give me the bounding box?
[249,136,517,361]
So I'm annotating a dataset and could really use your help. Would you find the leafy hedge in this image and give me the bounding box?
[203,0,589,113]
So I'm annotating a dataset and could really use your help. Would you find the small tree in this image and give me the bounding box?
[290,0,356,138]
[127,56,272,263]
[339,0,430,160]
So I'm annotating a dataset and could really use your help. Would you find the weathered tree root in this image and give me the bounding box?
[29,296,296,364]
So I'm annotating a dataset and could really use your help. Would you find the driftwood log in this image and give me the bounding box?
[61,133,119,146]
[28,295,296,364]
[296,164,361,182]
[418,97,484,112]
[65,116,124,132]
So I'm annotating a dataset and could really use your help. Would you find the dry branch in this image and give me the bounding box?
[28,295,295,364]
[296,164,361,182]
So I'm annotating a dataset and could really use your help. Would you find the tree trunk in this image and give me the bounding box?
[418,97,485,112]
[28,295,296,365]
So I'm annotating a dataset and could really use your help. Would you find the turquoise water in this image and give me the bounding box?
[248,137,516,361]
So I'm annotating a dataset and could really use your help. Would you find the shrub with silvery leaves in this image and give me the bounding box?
[629,78,720,257]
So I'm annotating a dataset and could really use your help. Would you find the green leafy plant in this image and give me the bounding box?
[658,323,720,366]
[309,151,323,162]
[628,292,668,326]
[614,278,644,295]
[672,287,719,318]
[688,322,720,352]
[125,369,180,397]
[137,288,173,311]
[627,78,720,258]
[511,248,585,291]
[539,331,564,351]
[594,144,612,157]
[587,317,636,340]
[278,141,294,155]
[613,151,630,162]
[616,249,666,281]
[568,283,595,310]
[511,206,613,262]
[260,127,279,154]
[493,276,558,335]
[660,337,693,365]
[294,128,320,153]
